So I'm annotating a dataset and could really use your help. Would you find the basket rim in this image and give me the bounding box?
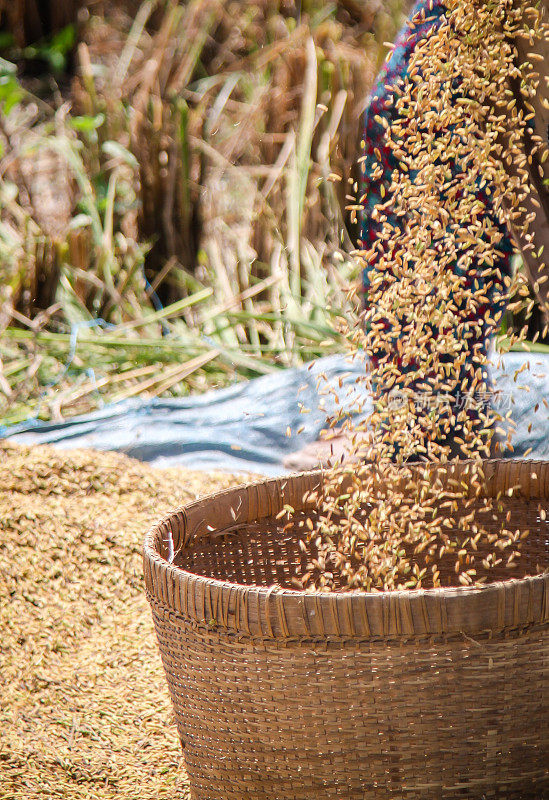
[143,459,549,640]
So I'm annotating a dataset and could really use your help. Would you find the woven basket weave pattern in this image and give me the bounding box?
[143,461,549,800]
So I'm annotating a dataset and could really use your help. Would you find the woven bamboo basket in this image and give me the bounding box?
[143,459,549,800]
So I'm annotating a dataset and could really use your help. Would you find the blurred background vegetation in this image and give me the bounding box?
[0,0,545,428]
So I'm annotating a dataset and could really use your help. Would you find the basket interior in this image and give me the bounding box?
[173,496,549,591]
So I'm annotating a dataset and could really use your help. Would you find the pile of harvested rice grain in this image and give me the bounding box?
[0,442,243,800]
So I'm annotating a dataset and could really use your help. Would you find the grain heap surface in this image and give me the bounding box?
[0,441,242,800]
[303,0,549,592]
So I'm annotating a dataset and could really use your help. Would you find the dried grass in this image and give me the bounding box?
[0,441,243,799]
[0,0,389,425]
[1,0,546,428]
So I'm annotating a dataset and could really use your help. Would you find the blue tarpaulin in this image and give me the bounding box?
[1,353,548,475]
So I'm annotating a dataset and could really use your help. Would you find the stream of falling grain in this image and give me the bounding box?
[298,0,549,593]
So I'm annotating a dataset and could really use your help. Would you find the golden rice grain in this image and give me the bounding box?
[295,0,547,593]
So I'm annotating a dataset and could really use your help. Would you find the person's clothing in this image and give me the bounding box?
[358,0,514,455]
